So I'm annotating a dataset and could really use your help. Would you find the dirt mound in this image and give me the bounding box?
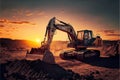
[0,59,95,80]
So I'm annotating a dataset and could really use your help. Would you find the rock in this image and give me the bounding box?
[84,75,94,80]
[96,70,100,74]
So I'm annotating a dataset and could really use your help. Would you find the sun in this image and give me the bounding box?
[35,38,41,43]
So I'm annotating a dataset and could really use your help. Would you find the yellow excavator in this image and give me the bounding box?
[28,17,103,61]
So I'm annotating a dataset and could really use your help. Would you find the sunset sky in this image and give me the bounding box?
[0,0,119,42]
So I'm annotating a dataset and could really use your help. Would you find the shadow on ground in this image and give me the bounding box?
[84,55,119,69]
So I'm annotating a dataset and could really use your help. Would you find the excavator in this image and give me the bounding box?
[28,17,102,61]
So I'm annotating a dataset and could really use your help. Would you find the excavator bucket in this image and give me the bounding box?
[28,48,45,54]
[27,45,56,64]
[28,44,48,55]
[102,41,120,57]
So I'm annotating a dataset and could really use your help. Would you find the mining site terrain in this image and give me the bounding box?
[0,38,120,80]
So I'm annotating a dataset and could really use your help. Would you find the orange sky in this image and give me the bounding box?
[0,0,119,42]
[0,12,119,42]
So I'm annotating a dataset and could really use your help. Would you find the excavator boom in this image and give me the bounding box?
[28,17,79,54]
[41,17,79,50]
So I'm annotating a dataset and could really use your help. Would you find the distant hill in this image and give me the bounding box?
[1,38,119,51]
[0,38,40,50]
[0,38,68,50]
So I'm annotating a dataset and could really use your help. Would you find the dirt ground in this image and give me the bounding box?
[0,51,119,80]
[0,41,120,80]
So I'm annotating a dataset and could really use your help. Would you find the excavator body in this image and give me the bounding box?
[27,17,102,61]
[61,30,100,60]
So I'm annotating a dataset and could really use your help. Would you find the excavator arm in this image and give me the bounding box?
[29,17,78,54]
[41,17,78,50]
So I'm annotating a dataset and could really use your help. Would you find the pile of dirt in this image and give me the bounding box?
[0,59,96,80]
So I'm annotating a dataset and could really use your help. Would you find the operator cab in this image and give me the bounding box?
[77,30,95,46]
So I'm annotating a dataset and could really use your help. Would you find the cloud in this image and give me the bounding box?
[0,19,36,25]
[12,27,17,30]
[99,29,120,37]
[106,34,120,36]
[98,29,115,34]
[0,32,3,34]
[102,29,120,36]
[0,25,5,27]
[37,11,45,16]
[5,29,10,32]
[59,10,65,14]
[0,19,9,23]
[11,21,30,24]
[26,13,33,16]
[104,30,115,34]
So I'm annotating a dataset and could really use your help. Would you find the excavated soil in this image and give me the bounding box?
[0,59,96,80]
